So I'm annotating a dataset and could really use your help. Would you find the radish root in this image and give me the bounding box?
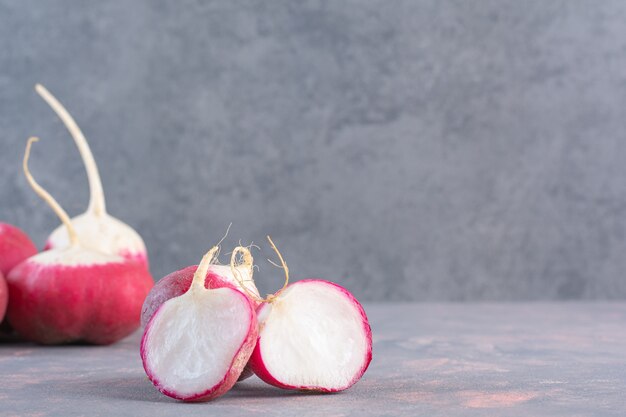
[23,137,79,246]
[35,84,106,217]
[229,235,289,304]
[264,236,289,303]
[230,246,262,302]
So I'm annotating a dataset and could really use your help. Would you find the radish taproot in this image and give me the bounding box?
[6,137,153,344]
[35,84,149,268]
[140,245,260,327]
[0,223,38,276]
[240,238,372,392]
[141,246,258,401]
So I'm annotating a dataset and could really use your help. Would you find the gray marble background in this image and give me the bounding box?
[1,0,626,301]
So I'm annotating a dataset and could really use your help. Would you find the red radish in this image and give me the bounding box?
[245,238,372,392]
[0,224,36,336]
[35,84,149,268]
[141,246,258,401]
[0,223,38,276]
[140,247,260,327]
[0,272,7,322]
[6,137,153,344]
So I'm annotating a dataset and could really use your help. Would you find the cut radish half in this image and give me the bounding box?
[141,247,258,401]
[249,278,372,392]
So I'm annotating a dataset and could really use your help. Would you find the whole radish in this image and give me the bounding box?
[35,84,149,268]
[0,223,38,276]
[242,238,372,392]
[0,272,7,322]
[141,246,258,401]
[6,137,153,344]
[141,246,261,327]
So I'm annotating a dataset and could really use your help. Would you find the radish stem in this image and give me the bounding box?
[35,84,106,217]
[229,236,289,304]
[23,137,79,246]
[190,246,219,294]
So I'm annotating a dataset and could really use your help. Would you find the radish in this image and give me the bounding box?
[245,238,372,392]
[140,245,260,327]
[141,246,258,401]
[0,223,38,276]
[35,84,148,267]
[0,272,7,323]
[0,223,37,335]
[6,137,153,344]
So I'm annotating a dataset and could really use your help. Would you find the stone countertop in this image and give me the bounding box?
[1,303,625,416]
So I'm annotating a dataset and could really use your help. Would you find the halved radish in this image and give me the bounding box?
[35,84,149,267]
[141,246,258,401]
[245,238,372,392]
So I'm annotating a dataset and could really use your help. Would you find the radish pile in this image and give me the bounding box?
[141,238,372,401]
[1,84,372,403]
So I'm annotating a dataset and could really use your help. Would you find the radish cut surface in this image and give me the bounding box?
[142,288,253,399]
[251,280,372,391]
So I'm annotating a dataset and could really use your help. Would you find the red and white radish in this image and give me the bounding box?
[244,238,372,392]
[141,246,258,401]
[6,137,153,344]
[141,247,260,327]
[0,223,38,276]
[35,84,148,267]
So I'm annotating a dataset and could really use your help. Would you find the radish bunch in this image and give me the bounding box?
[5,138,153,344]
[141,237,372,401]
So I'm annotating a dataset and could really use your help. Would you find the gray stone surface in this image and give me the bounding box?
[2,1,626,300]
[1,303,626,416]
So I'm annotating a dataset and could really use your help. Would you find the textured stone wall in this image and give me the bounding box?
[2,1,625,300]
